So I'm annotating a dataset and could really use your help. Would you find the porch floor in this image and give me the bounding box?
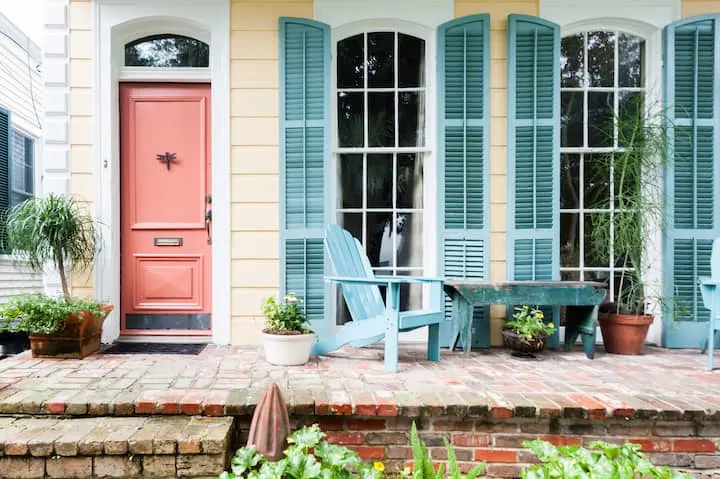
[0,345,718,420]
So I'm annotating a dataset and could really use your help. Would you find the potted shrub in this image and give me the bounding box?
[587,98,667,355]
[0,194,112,359]
[502,305,555,357]
[262,292,314,366]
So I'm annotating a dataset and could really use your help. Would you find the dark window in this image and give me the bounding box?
[124,34,209,67]
[10,130,33,206]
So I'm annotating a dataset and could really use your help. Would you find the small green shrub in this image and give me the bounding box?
[522,440,694,479]
[220,424,381,479]
[0,293,106,335]
[262,293,312,334]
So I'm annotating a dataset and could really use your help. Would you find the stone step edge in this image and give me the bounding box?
[0,416,233,458]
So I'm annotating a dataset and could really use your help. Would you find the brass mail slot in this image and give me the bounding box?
[154,237,183,246]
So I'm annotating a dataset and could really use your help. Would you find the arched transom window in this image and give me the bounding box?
[559,31,645,301]
[124,34,209,67]
[334,31,427,320]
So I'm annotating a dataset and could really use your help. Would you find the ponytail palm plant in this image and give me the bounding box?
[0,194,107,336]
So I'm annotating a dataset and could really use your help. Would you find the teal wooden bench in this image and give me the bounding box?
[311,225,445,372]
[698,237,720,370]
[444,281,607,358]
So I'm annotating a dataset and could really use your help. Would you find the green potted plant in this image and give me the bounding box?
[261,292,314,366]
[0,194,112,358]
[503,305,555,357]
[587,99,667,355]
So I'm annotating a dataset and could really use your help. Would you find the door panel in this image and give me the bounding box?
[120,83,212,335]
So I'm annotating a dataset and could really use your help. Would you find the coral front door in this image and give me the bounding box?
[120,83,212,335]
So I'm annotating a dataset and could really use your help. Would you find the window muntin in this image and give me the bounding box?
[10,130,33,206]
[124,34,209,67]
[335,31,427,319]
[559,31,645,301]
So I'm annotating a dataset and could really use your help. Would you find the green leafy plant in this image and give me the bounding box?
[505,305,555,341]
[409,422,485,479]
[219,424,382,479]
[262,293,312,335]
[5,194,99,302]
[585,97,669,317]
[0,294,106,335]
[522,440,693,479]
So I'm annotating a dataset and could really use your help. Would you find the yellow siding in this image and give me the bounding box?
[229,0,313,342]
[682,0,720,15]
[455,0,538,345]
[69,0,95,297]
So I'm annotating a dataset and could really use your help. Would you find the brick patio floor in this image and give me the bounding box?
[0,345,718,420]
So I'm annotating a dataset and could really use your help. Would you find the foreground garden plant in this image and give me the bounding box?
[220,424,694,479]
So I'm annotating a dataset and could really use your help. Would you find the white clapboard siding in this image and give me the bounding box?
[0,14,43,302]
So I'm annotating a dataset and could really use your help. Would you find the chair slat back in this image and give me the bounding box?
[325,224,385,320]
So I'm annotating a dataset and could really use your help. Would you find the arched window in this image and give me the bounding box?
[559,31,645,301]
[334,30,427,321]
[124,34,209,67]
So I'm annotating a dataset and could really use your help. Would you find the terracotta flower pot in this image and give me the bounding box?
[598,312,652,355]
[29,304,113,359]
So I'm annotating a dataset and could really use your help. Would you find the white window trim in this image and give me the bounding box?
[329,20,436,342]
[94,0,230,344]
[559,18,664,346]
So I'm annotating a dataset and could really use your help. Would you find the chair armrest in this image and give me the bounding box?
[699,277,720,286]
[326,276,444,285]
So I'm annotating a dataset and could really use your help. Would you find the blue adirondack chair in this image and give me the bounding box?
[311,224,445,372]
[699,237,720,370]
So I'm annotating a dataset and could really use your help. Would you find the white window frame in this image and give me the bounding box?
[330,20,437,336]
[557,18,664,345]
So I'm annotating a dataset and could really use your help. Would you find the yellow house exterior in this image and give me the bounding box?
[50,0,720,347]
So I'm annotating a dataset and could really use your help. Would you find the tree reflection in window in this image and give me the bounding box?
[125,34,209,67]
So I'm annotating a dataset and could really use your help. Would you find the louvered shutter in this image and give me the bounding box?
[437,15,491,348]
[0,109,10,252]
[507,15,560,282]
[279,18,330,335]
[663,16,720,348]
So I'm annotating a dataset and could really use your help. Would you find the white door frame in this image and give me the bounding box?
[94,0,231,344]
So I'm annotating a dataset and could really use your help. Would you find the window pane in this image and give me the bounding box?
[585,270,610,284]
[398,92,424,147]
[618,91,643,148]
[560,213,580,267]
[561,34,584,87]
[337,34,364,88]
[367,154,393,208]
[397,270,423,311]
[368,92,395,147]
[396,213,422,268]
[561,92,583,147]
[561,270,580,281]
[337,92,364,147]
[339,212,363,244]
[584,154,611,209]
[398,34,425,87]
[367,212,394,267]
[124,34,209,67]
[338,154,363,208]
[397,154,423,209]
[587,31,615,87]
[618,34,644,88]
[584,213,609,267]
[588,92,614,147]
[367,32,394,88]
[560,154,580,209]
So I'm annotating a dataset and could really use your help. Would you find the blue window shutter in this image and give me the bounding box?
[507,15,560,282]
[279,18,330,335]
[437,15,490,348]
[663,16,720,348]
[0,109,10,252]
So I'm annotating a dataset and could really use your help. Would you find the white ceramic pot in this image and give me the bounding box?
[262,332,314,366]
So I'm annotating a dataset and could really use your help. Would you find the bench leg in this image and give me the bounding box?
[384,283,401,373]
[427,323,440,362]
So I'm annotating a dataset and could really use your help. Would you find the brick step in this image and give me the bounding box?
[0,416,233,478]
